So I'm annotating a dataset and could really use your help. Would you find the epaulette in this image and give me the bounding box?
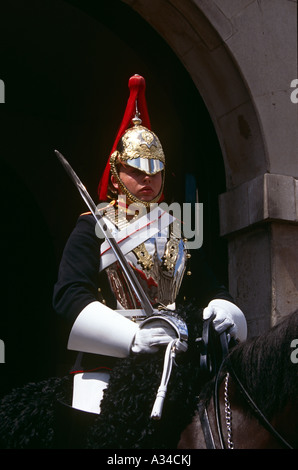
[80,201,115,218]
[80,211,92,217]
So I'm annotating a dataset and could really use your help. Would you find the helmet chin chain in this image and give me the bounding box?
[109,158,164,209]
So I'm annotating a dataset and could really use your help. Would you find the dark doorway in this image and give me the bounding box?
[0,0,227,394]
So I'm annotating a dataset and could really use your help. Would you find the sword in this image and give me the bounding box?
[54,149,154,316]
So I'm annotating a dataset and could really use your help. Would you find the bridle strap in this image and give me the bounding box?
[199,326,294,449]
[226,359,294,449]
[213,333,229,449]
[215,333,293,449]
[197,322,228,449]
[198,401,216,449]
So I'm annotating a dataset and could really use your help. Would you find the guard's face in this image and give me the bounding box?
[111,164,163,202]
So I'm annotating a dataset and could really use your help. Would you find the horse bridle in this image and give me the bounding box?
[197,318,294,449]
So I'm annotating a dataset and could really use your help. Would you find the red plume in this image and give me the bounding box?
[98,74,151,201]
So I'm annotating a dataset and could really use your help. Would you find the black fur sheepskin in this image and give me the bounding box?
[0,305,206,449]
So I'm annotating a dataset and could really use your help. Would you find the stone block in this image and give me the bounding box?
[219,173,298,236]
[271,223,298,326]
[228,227,272,336]
[265,174,297,222]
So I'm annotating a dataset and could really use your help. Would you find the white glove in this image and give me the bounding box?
[203,299,247,342]
[131,320,178,354]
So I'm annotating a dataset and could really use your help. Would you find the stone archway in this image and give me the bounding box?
[122,0,268,189]
[122,0,298,335]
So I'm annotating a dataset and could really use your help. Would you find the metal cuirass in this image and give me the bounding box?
[99,206,188,309]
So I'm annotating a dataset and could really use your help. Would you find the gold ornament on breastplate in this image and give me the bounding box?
[102,205,187,307]
[133,243,154,271]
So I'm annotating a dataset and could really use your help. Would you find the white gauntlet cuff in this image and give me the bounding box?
[68,301,139,358]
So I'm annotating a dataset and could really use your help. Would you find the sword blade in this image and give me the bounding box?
[55,149,154,316]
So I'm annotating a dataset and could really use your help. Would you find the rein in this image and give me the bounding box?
[197,321,294,449]
[223,356,294,449]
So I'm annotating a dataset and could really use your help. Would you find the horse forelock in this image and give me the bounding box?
[227,310,298,419]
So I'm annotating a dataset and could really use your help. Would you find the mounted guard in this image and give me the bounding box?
[53,74,247,425]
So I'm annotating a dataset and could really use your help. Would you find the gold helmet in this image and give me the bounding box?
[98,75,165,206]
[109,112,165,205]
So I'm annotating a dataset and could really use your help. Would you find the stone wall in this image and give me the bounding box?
[123,0,298,335]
